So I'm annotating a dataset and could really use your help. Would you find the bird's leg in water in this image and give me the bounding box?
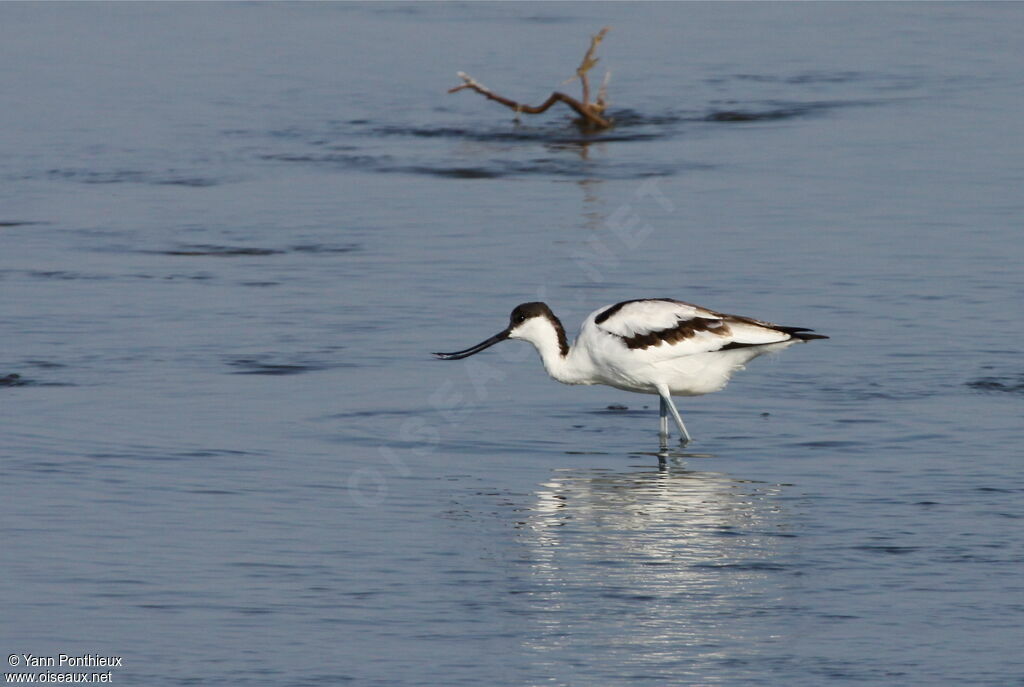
[657,385,692,445]
[658,396,670,448]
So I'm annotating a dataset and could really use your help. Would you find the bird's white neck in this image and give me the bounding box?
[511,313,592,385]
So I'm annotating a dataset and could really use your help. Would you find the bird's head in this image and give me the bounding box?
[433,302,564,360]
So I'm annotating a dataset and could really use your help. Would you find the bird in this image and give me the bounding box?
[433,298,828,445]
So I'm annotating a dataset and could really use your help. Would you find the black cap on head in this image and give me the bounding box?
[509,302,554,326]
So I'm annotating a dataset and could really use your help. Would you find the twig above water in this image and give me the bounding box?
[448,27,614,130]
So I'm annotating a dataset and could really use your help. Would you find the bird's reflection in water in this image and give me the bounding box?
[512,461,797,678]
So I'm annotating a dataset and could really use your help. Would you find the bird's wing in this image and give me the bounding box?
[589,298,795,356]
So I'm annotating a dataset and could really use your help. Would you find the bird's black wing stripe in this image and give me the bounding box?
[619,317,728,350]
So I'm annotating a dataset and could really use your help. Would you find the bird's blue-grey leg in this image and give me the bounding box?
[658,396,670,447]
[656,385,691,445]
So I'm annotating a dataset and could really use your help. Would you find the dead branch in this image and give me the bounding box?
[448,27,614,130]
[576,26,609,112]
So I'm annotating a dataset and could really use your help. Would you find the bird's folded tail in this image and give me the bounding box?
[776,326,829,342]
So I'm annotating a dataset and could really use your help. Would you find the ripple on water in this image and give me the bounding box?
[0,220,47,227]
[87,448,255,464]
[159,245,285,257]
[143,243,360,257]
[258,98,868,183]
[43,168,222,187]
[704,105,829,122]
[226,350,351,376]
[258,111,710,180]
[370,118,674,143]
[261,152,685,180]
[0,373,73,389]
[967,374,1024,394]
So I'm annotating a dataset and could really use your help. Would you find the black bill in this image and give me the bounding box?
[433,328,510,360]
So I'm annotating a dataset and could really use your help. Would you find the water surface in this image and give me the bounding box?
[2,4,1023,686]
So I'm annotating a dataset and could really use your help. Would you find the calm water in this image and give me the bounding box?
[2,3,1023,686]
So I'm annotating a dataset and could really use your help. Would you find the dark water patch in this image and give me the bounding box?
[372,125,662,144]
[177,449,252,458]
[545,133,664,145]
[600,591,660,601]
[0,220,46,227]
[323,409,421,420]
[290,675,357,685]
[227,351,350,376]
[263,122,687,178]
[790,440,866,449]
[701,98,872,123]
[88,448,253,463]
[967,374,1024,394]
[408,166,502,179]
[372,114,676,143]
[146,243,359,258]
[261,152,387,167]
[518,14,577,24]
[228,359,322,376]
[707,71,920,92]
[588,405,649,415]
[704,103,832,122]
[372,125,499,139]
[787,72,866,85]
[396,159,680,180]
[45,168,221,187]
[0,373,73,388]
[706,108,809,122]
[268,126,312,140]
[879,432,949,446]
[714,71,869,85]
[300,483,352,492]
[25,360,66,369]
[157,244,284,257]
[273,153,682,180]
[27,270,112,281]
[852,544,919,555]
[691,561,791,572]
[17,461,69,474]
[89,452,181,463]
[157,177,220,188]
[290,243,360,254]
[129,272,216,282]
